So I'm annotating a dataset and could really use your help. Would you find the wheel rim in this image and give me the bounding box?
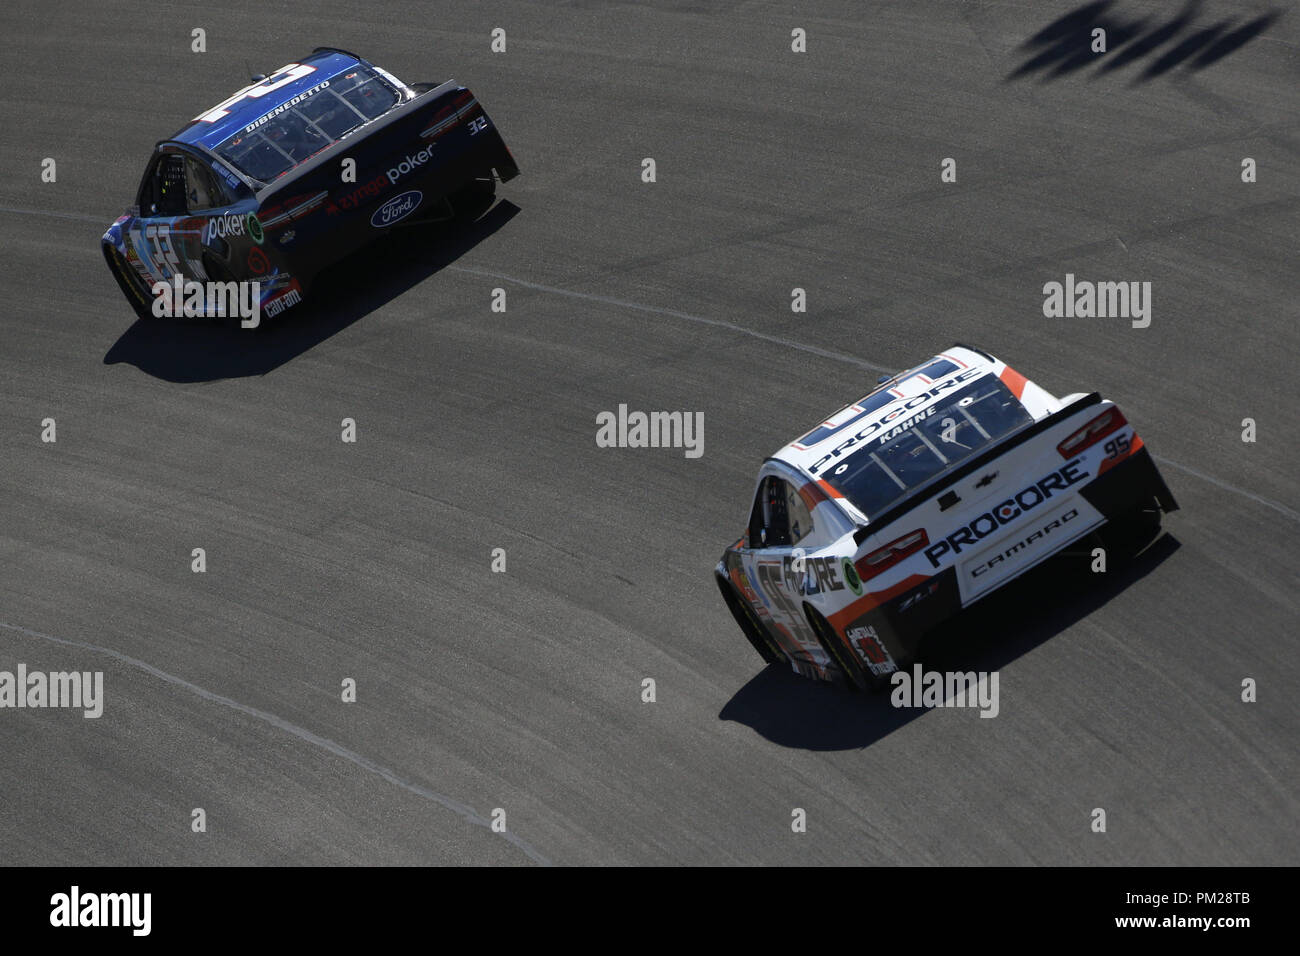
[808,609,868,689]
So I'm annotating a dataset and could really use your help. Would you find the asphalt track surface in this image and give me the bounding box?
[1,0,1296,866]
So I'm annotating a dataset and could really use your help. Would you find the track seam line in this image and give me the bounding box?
[1151,455,1298,523]
[0,619,552,866]
[449,266,1299,524]
[5,204,1293,523]
[445,265,894,372]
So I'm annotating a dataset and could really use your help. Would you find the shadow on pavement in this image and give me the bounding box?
[103,198,519,383]
[718,531,1180,751]
[1006,1,1280,83]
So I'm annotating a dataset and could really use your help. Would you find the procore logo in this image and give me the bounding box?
[924,460,1089,567]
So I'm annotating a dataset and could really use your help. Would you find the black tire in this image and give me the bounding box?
[716,575,786,666]
[202,251,236,284]
[1097,495,1163,559]
[804,605,885,693]
[200,252,269,329]
[449,175,497,221]
[102,243,155,321]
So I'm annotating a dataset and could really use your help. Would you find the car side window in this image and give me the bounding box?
[785,481,814,545]
[142,154,188,217]
[748,476,801,549]
[185,157,227,212]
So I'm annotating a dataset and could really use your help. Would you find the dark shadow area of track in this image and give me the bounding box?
[1006,1,1281,83]
[718,531,1180,751]
[101,198,519,383]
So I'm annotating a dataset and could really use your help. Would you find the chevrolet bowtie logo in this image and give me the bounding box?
[975,472,998,488]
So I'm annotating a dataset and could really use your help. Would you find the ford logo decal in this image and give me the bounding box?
[371,190,423,227]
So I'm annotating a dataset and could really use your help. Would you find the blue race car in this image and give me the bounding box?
[102,47,519,322]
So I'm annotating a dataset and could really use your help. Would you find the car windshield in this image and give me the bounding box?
[819,377,1034,519]
[213,67,399,183]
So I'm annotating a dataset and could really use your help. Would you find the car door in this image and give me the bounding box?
[126,152,192,287]
[739,474,827,669]
[127,151,244,289]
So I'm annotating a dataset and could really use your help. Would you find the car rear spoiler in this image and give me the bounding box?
[851,392,1105,546]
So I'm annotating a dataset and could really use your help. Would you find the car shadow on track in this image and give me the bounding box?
[102,198,520,383]
[718,530,1181,751]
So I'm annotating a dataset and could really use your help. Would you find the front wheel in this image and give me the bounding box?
[103,243,156,321]
[716,576,786,667]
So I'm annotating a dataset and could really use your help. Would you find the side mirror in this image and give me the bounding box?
[876,374,892,385]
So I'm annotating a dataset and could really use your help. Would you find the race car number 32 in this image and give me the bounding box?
[136,223,181,279]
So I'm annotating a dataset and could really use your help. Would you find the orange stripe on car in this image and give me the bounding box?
[796,483,822,512]
[796,479,845,511]
[827,573,932,631]
[1098,434,1144,475]
[999,365,1029,399]
[817,480,845,499]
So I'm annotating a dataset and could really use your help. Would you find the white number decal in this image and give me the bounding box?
[193,63,317,123]
[1103,434,1131,459]
[143,223,182,279]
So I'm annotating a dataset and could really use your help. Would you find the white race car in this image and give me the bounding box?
[715,345,1178,690]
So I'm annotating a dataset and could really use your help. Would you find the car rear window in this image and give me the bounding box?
[821,377,1033,519]
[214,67,399,183]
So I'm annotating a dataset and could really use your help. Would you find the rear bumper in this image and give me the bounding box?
[836,446,1177,671]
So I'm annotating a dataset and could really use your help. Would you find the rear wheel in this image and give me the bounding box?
[449,175,497,221]
[201,250,238,284]
[1097,495,1164,558]
[716,576,785,667]
[804,605,884,693]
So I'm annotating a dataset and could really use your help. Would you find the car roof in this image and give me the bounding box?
[772,345,1001,477]
[169,50,371,151]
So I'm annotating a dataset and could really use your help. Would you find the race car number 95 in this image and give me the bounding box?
[1104,434,1131,459]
